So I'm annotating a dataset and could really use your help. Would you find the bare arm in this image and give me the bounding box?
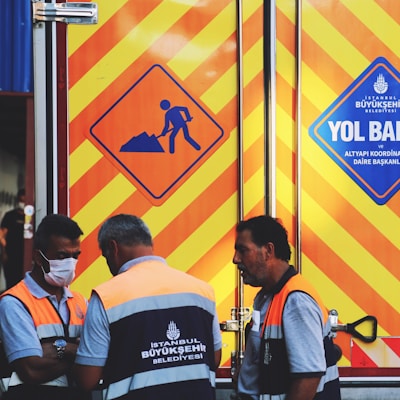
[73,364,103,391]
[0,227,8,262]
[11,342,78,384]
[286,376,321,400]
[0,227,7,246]
[214,349,222,369]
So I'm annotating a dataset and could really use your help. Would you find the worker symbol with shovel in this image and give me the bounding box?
[157,99,201,154]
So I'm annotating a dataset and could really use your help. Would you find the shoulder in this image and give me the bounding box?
[283,291,323,325]
[176,269,216,299]
[0,293,21,308]
[0,293,31,321]
[285,290,320,309]
[1,280,32,301]
[0,210,13,226]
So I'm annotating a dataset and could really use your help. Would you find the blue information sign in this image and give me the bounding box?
[309,57,400,205]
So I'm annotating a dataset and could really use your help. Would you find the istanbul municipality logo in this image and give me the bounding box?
[373,74,388,95]
[166,321,180,340]
[309,57,400,205]
[141,321,207,365]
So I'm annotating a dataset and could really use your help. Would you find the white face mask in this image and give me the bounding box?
[18,202,25,210]
[39,251,77,287]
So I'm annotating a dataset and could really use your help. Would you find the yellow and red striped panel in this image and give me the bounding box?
[67,0,264,367]
[276,0,400,366]
[351,337,400,368]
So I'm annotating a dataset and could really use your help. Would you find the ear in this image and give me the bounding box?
[32,249,41,266]
[33,249,48,271]
[109,239,118,254]
[263,242,275,259]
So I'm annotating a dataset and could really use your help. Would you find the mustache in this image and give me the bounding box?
[237,263,246,271]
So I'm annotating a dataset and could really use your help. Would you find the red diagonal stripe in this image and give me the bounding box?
[381,337,400,358]
[351,341,378,368]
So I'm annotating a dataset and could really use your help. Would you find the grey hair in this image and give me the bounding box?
[98,214,153,252]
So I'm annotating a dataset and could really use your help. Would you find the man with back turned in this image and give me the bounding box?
[74,213,222,400]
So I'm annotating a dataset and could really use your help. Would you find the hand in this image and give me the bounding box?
[41,341,78,362]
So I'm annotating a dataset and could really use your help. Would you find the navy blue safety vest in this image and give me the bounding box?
[95,260,218,400]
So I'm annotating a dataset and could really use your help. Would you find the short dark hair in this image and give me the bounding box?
[236,215,291,261]
[17,188,25,198]
[98,214,152,253]
[34,214,83,252]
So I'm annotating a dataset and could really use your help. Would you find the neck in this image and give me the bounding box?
[31,265,64,300]
[262,262,291,292]
[119,244,154,265]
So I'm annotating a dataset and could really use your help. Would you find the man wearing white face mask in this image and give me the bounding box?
[0,214,89,400]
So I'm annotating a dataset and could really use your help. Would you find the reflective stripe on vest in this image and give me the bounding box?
[103,365,216,400]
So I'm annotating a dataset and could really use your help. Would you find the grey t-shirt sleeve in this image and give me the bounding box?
[75,291,109,366]
[0,295,42,363]
[283,291,326,376]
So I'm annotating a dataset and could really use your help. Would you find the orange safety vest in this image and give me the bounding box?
[260,272,341,399]
[2,280,86,340]
[0,280,87,400]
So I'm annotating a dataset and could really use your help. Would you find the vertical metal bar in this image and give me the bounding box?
[56,23,69,215]
[24,95,35,273]
[236,0,245,367]
[32,17,48,225]
[51,6,59,214]
[267,1,277,217]
[237,0,244,223]
[295,0,302,272]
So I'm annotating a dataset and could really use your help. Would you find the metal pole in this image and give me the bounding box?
[32,13,48,225]
[51,0,59,214]
[267,1,277,217]
[295,0,302,272]
[236,0,245,369]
